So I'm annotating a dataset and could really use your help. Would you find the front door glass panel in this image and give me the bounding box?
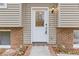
[35,11,44,27]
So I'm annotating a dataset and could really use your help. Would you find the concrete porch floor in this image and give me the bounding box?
[29,46,51,56]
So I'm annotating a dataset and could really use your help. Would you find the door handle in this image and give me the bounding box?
[45,24,47,34]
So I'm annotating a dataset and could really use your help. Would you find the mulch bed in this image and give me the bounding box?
[48,45,57,56]
[52,47,79,55]
[48,45,79,56]
[0,45,32,56]
[24,45,32,56]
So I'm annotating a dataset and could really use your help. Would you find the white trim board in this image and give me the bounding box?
[0,45,11,48]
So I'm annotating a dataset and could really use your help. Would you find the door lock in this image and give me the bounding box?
[45,24,47,34]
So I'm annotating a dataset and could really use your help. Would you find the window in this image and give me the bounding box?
[73,30,79,48]
[35,11,44,27]
[74,30,79,44]
[0,31,10,48]
[0,3,7,8]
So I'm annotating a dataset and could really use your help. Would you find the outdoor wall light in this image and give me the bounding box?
[49,8,54,13]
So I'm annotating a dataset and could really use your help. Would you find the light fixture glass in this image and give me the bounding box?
[49,7,54,13]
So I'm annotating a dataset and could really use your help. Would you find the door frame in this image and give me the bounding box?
[31,7,49,43]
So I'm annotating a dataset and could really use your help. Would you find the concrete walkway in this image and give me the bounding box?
[29,46,51,56]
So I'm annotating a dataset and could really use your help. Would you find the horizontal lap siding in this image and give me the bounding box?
[22,4,31,44]
[0,3,21,27]
[22,3,57,44]
[49,12,56,44]
[59,3,79,27]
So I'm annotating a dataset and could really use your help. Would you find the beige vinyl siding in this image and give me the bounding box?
[0,3,21,27]
[58,3,79,27]
[22,3,57,44]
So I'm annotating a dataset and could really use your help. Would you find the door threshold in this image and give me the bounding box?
[32,42,47,46]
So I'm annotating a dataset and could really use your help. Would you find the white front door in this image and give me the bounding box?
[31,7,49,42]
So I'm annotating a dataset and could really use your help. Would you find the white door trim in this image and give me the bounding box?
[31,7,49,43]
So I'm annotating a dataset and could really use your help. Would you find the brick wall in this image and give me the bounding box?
[11,27,23,48]
[56,28,73,49]
[0,27,23,49]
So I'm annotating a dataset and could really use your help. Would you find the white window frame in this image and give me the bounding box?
[0,45,11,48]
[73,30,79,48]
[0,3,7,8]
[0,30,11,48]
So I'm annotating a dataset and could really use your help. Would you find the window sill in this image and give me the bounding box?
[73,44,79,48]
[0,45,11,48]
